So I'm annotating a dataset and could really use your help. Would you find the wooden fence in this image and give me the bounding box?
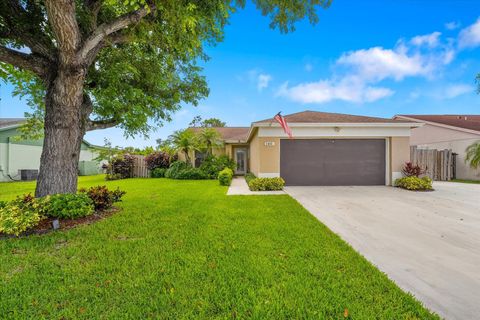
[131,155,149,178]
[410,146,454,181]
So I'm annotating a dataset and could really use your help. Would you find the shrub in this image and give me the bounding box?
[110,154,135,179]
[0,201,7,209]
[176,168,208,180]
[402,162,425,177]
[40,194,94,219]
[218,168,234,186]
[144,152,172,171]
[395,176,433,191]
[79,186,126,211]
[245,173,256,185]
[199,155,236,179]
[151,168,167,178]
[248,177,285,191]
[0,194,42,236]
[105,173,123,180]
[165,161,190,179]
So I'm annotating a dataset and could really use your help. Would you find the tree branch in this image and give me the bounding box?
[78,4,155,62]
[84,32,132,66]
[86,118,119,131]
[0,46,48,77]
[2,0,56,60]
[44,0,82,65]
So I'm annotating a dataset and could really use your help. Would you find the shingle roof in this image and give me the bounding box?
[255,111,410,124]
[0,118,24,129]
[189,127,250,141]
[397,115,480,132]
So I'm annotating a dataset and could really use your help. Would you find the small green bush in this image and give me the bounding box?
[395,176,433,191]
[176,168,208,180]
[151,168,167,178]
[0,194,43,236]
[79,186,126,211]
[199,155,236,179]
[218,168,234,186]
[245,173,256,185]
[41,193,94,219]
[105,173,122,180]
[165,161,190,179]
[248,177,285,191]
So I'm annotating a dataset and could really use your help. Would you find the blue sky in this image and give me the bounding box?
[1,0,479,147]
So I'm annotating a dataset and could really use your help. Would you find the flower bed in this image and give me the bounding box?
[0,186,125,238]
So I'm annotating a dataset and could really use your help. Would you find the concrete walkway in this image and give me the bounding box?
[227,177,285,195]
[285,182,480,320]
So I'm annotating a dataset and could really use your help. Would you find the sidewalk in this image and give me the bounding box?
[227,177,285,195]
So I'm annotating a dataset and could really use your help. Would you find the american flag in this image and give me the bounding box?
[274,112,293,139]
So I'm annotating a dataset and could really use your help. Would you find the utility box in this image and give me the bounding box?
[19,169,39,181]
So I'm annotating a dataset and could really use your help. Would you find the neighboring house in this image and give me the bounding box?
[183,111,420,186]
[0,118,102,182]
[394,115,480,180]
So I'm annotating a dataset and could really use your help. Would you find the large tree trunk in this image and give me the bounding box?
[35,65,87,197]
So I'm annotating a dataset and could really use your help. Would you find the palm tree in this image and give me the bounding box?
[198,128,223,156]
[169,129,198,164]
[466,141,480,169]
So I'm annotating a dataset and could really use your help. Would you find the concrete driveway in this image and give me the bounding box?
[285,182,480,320]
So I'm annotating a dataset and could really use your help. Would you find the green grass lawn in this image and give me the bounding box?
[451,179,480,184]
[0,175,437,319]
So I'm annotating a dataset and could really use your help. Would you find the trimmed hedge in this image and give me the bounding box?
[218,168,234,186]
[151,168,167,178]
[395,176,433,191]
[199,155,236,179]
[245,173,256,185]
[248,177,285,191]
[175,168,208,180]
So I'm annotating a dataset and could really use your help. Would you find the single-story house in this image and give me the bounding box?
[0,118,102,182]
[184,111,421,186]
[394,115,480,180]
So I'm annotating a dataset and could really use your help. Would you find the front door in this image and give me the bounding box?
[234,148,247,175]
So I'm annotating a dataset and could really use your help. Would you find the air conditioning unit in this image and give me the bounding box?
[19,169,39,181]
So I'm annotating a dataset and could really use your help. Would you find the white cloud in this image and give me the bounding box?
[458,17,480,48]
[445,21,460,30]
[276,78,394,104]
[257,73,272,91]
[411,32,441,48]
[337,46,431,82]
[276,23,476,105]
[443,84,474,99]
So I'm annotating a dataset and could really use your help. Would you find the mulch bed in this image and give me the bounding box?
[0,207,121,239]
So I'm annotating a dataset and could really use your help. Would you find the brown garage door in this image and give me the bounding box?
[280,139,386,186]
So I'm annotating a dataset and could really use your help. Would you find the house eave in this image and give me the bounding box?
[246,122,422,141]
[394,115,480,136]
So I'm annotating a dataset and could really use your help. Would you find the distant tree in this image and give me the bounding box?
[466,141,480,169]
[189,116,204,128]
[189,116,226,127]
[169,129,198,164]
[198,128,224,155]
[202,118,226,127]
[0,0,332,196]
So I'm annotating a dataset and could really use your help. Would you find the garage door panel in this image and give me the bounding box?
[280,139,385,186]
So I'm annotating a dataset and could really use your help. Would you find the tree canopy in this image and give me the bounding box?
[0,0,332,196]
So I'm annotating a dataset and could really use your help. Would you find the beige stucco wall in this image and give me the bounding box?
[409,123,479,145]
[390,137,411,182]
[258,137,280,175]
[248,133,260,176]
